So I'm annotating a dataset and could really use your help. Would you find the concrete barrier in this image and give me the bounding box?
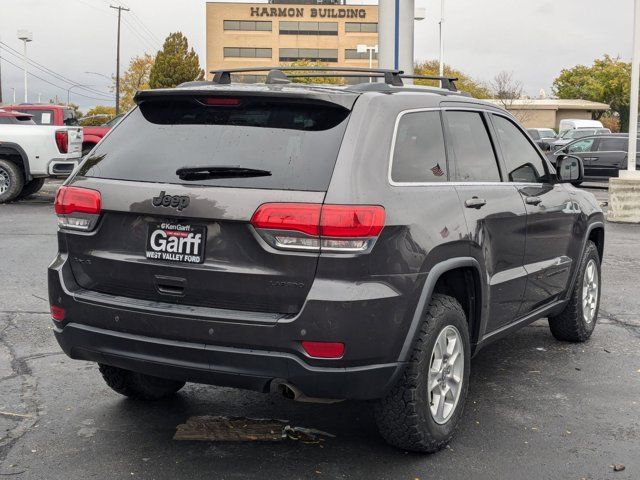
[608,177,640,223]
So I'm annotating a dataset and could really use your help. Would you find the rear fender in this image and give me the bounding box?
[0,143,31,182]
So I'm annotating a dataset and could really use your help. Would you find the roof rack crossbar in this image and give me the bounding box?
[401,75,459,92]
[210,66,405,86]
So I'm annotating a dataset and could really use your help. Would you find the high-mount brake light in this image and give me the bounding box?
[55,130,68,154]
[250,203,385,253]
[54,186,102,231]
[203,97,241,106]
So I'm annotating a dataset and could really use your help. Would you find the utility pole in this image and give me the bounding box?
[110,5,129,115]
[438,0,445,77]
[0,37,3,104]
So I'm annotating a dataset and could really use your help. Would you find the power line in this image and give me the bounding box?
[0,55,114,103]
[0,41,113,99]
[99,0,161,52]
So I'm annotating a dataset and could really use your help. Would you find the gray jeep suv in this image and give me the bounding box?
[49,67,604,453]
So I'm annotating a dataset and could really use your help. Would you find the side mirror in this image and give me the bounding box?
[556,155,584,184]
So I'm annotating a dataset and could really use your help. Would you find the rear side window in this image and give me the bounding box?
[527,129,541,140]
[597,138,627,151]
[444,111,500,182]
[18,109,54,125]
[391,111,447,183]
[491,115,546,183]
[77,96,351,191]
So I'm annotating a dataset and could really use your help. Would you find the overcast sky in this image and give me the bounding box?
[0,0,634,111]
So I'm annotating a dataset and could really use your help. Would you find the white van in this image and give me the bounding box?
[559,119,604,134]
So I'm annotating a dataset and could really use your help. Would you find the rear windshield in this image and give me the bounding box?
[77,96,351,191]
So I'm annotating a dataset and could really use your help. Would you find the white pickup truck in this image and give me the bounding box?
[0,115,83,203]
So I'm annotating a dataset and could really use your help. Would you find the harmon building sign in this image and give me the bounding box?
[249,6,367,18]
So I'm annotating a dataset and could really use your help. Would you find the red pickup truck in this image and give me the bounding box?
[6,104,116,156]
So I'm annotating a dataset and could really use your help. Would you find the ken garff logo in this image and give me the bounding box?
[152,191,190,211]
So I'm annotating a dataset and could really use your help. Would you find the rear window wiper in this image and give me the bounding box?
[176,166,272,181]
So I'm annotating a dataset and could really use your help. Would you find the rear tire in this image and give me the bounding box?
[98,364,185,400]
[548,241,601,342]
[0,159,24,204]
[375,294,470,453]
[16,178,45,199]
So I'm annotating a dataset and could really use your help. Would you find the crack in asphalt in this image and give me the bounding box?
[600,309,640,338]
[0,314,43,465]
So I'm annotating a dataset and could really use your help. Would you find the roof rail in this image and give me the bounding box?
[209,67,459,91]
[401,75,458,92]
[211,66,405,87]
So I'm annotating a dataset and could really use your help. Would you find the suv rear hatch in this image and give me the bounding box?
[59,88,357,315]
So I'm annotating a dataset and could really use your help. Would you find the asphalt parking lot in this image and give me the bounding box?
[0,181,638,480]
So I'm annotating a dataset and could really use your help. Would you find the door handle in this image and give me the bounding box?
[464,197,487,209]
[584,157,599,161]
[525,196,542,206]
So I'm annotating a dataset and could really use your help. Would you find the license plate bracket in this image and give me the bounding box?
[146,222,206,264]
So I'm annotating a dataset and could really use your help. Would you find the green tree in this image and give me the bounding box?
[553,55,632,131]
[118,54,155,112]
[80,105,116,126]
[149,32,204,89]
[281,60,342,84]
[414,60,490,98]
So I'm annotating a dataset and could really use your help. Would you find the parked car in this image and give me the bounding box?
[0,108,36,125]
[49,67,604,453]
[526,128,556,151]
[0,120,83,202]
[551,134,638,179]
[7,104,113,156]
[549,127,612,150]
[558,118,604,134]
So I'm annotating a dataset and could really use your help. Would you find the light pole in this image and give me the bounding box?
[67,84,96,105]
[438,0,445,77]
[624,0,640,177]
[17,30,32,103]
[356,44,379,82]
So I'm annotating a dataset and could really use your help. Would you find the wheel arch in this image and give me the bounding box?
[397,257,485,363]
[0,143,31,182]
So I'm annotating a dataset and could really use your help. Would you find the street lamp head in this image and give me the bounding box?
[17,30,33,42]
[414,7,426,21]
[356,44,369,54]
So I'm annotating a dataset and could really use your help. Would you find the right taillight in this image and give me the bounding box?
[55,130,68,154]
[250,203,385,253]
[54,186,102,231]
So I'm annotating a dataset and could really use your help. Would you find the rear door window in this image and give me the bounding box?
[491,114,547,183]
[444,111,501,182]
[391,111,447,183]
[77,96,351,191]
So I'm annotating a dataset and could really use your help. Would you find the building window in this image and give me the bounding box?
[345,22,378,33]
[224,47,272,58]
[345,49,378,60]
[224,20,272,31]
[279,48,338,62]
[279,21,338,35]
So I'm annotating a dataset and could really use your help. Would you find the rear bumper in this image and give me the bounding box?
[54,322,399,400]
[49,253,418,400]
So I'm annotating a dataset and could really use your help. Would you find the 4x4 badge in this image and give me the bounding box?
[152,191,190,211]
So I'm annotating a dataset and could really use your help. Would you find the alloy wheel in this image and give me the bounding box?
[0,167,10,195]
[582,258,599,324]
[428,325,464,424]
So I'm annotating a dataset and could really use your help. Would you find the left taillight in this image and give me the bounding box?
[250,203,385,253]
[55,130,68,154]
[54,186,102,231]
